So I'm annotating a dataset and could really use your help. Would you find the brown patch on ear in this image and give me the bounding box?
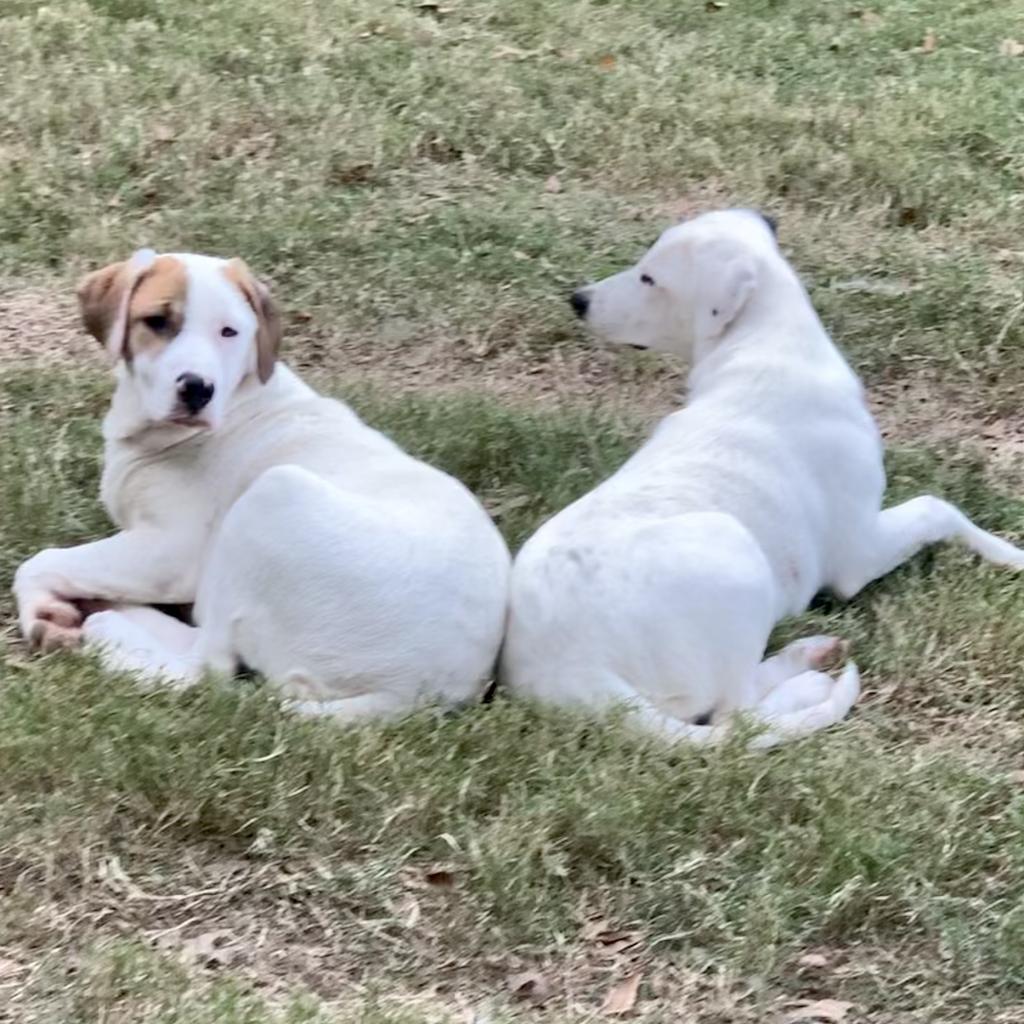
[224,259,282,383]
[76,261,130,350]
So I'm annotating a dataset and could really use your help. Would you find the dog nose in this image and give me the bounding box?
[177,373,215,414]
[570,289,590,319]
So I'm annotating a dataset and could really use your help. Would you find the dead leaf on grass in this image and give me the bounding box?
[601,972,642,1015]
[544,174,562,194]
[851,9,883,28]
[784,999,854,1023]
[705,1,727,10]
[424,865,457,887]
[597,53,617,71]
[508,970,553,1003]
[174,930,241,969]
[915,30,938,53]
[0,957,25,980]
[797,952,830,969]
[999,38,1024,57]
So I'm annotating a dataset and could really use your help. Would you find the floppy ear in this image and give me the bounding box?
[76,248,157,362]
[693,239,757,344]
[226,258,282,383]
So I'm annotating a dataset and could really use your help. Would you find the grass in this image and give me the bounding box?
[4,0,1024,1021]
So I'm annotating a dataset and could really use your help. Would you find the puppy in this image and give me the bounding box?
[502,210,1024,747]
[14,250,511,720]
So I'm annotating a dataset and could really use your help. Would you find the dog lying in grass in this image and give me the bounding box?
[13,249,510,719]
[502,209,1024,747]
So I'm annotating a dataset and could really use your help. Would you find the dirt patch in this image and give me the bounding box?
[4,279,1024,475]
[0,278,93,367]
[869,375,1024,478]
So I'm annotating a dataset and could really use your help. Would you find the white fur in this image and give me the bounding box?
[15,253,511,720]
[502,209,1024,748]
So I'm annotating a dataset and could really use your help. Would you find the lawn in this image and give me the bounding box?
[2,1,1024,1021]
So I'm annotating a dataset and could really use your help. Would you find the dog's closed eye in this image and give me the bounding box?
[640,273,655,286]
[221,326,238,338]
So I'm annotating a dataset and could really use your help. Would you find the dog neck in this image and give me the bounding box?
[686,260,845,399]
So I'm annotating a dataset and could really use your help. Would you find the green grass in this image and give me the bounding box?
[4,1,1024,1021]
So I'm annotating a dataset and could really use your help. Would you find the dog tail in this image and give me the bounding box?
[624,661,861,749]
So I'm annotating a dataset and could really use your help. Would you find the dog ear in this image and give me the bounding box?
[693,239,757,344]
[225,259,282,384]
[76,248,157,362]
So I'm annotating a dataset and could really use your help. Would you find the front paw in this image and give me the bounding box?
[19,593,84,652]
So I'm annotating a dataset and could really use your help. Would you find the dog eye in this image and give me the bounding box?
[221,326,238,338]
[142,314,168,332]
[640,273,655,286]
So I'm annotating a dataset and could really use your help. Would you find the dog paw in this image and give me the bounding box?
[23,596,84,652]
[799,635,849,674]
[27,617,83,653]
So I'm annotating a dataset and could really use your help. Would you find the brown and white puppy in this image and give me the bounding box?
[14,251,511,721]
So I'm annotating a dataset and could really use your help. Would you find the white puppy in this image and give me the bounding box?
[502,209,1024,747]
[14,250,511,719]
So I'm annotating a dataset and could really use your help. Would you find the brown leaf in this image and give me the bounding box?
[544,174,563,194]
[601,972,642,1015]
[784,999,854,1023]
[916,30,938,53]
[424,866,456,887]
[508,970,553,1003]
[797,952,829,969]
[597,53,617,71]
[176,930,240,969]
[999,38,1024,57]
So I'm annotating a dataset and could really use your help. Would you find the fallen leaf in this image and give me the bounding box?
[152,123,176,143]
[176,930,240,969]
[916,30,938,53]
[0,958,24,980]
[329,162,374,186]
[785,999,854,1023]
[851,9,882,28]
[508,970,553,1003]
[544,174,562,194]
[424,866,456,887]
[999,38,1024,57]
[597,53,617,71]
[705,0,727,10]
[798,952,829,968]
[601,972,642,1015]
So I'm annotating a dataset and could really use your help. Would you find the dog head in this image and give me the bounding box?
[569,209,779,360]
[76,251,282,431]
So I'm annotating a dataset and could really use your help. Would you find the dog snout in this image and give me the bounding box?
[176,373,215,415]
[570,288,591,319]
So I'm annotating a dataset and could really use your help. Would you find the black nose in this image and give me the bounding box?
[177,373,215,414]
[570,289,590,319]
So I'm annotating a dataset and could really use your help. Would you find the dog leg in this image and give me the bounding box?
[835,496,1024,598]
[285,690,410,723]
[83,608,203,688]
[754,635,847,698]
[589,662,859,749]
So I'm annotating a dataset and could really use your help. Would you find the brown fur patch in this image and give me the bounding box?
[223,259,282,382]
[125,256,188,359]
